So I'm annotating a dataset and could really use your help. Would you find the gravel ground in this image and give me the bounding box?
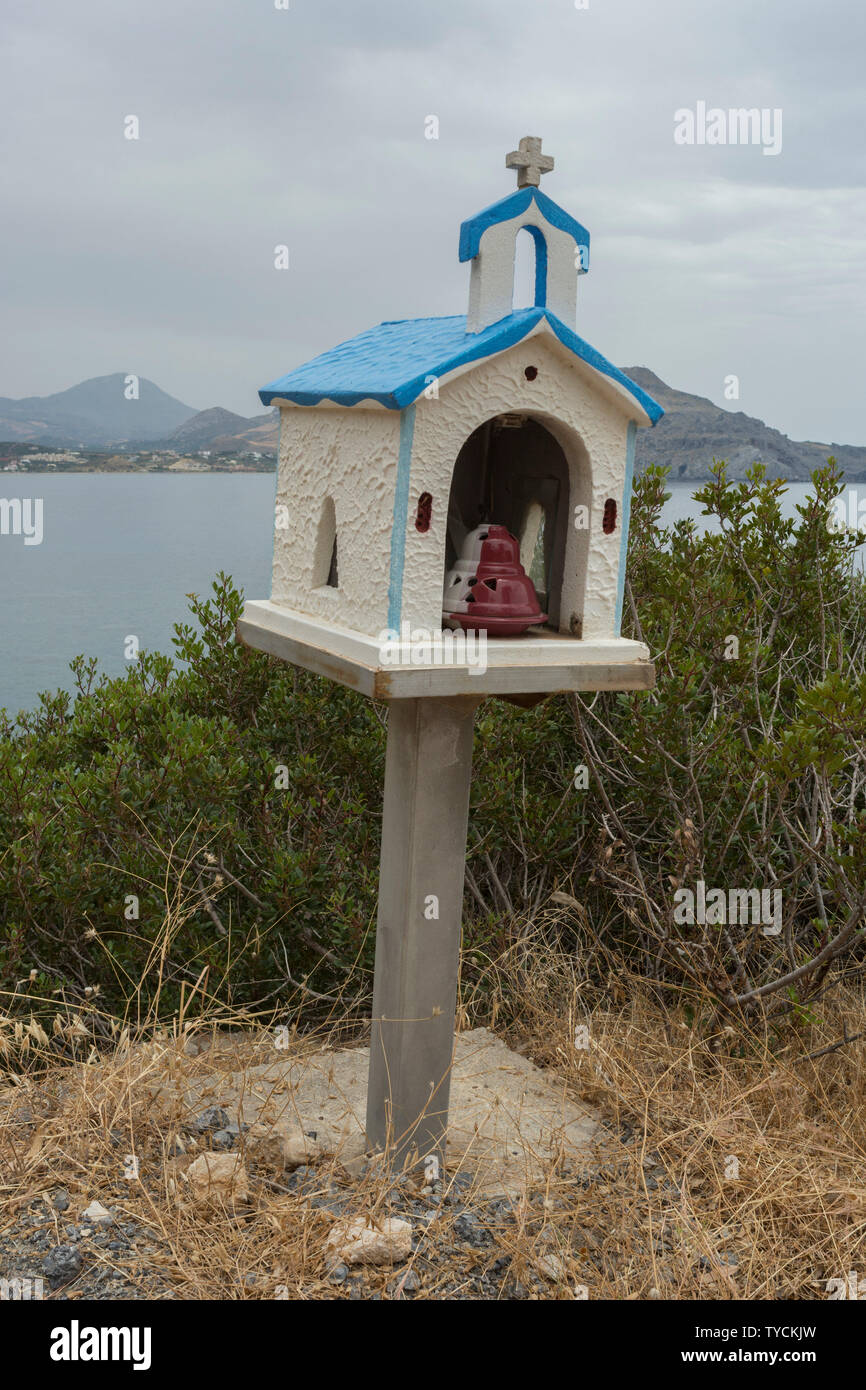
[0,1173,582,1301]
[0,1191,178,1300]
[0,1080,739,1301]
[2,1159,690,1303]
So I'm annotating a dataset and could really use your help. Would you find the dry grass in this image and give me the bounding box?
[1,912,864,1301]
[462,911,866,1300]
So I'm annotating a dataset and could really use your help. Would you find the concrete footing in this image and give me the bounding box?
[156,1028,610,1198]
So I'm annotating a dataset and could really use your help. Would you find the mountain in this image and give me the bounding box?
[625,368,866,482]
[0,375,196,446]
[166,407,254,448]
[2,369,865,479]
[164,407,278,454]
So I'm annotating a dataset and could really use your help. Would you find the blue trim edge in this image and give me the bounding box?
[386,404,416,629]
[613,420,637,637]
[459,188,590,266]
[259,308,663,425]
[522,224,548,307]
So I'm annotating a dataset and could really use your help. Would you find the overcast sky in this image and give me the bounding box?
[2,0,865,444]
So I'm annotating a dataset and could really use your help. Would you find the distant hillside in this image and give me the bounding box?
[164,407,278,454]
[626,368,866,482]
[3,368,865,478]
[167,407,252,448]
[0,375,196,447]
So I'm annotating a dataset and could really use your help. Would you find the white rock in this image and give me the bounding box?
[282,1131,324,1167]
[246,1122,324,1171]
[186,1152,249,1205]
[325,1216,413,1267]
[536,1253,568,1282]
[81,1201,113,1227]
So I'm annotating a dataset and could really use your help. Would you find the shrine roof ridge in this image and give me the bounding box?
[459,187,591,264]
[258,307,663,423]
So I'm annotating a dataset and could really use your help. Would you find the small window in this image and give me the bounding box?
[602,499,617,535]
[313,496,339,588]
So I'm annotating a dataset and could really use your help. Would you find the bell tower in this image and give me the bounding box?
[460,136,591,333]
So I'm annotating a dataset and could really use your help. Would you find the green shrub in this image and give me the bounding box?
[0,577,385,1026]
[1,462,864,1035]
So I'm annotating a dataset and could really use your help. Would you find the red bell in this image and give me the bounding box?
[443,524,547,636]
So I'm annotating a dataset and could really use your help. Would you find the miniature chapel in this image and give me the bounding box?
[240,137,662,698]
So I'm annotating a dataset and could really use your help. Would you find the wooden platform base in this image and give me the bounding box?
[237,599,655,699]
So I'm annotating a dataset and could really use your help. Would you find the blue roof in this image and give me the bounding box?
[259,307,663,423]
[459,188,590,267]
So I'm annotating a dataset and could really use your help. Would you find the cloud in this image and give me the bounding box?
[1,0,864,442]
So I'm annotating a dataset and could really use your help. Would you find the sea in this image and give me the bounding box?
[0,474,860,718]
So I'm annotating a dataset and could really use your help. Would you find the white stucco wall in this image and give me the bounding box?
[268,325,646,646]
[270,404,401,636]
[400,327,637,640]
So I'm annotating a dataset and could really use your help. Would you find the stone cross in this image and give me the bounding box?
[505,136,554,188]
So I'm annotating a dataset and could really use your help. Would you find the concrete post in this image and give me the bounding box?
[366,695,480,1173]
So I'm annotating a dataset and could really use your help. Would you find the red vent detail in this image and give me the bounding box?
[602,499,617,534]
[414,492,433,532]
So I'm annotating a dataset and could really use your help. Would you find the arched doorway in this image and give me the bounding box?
[444,414,587,634]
